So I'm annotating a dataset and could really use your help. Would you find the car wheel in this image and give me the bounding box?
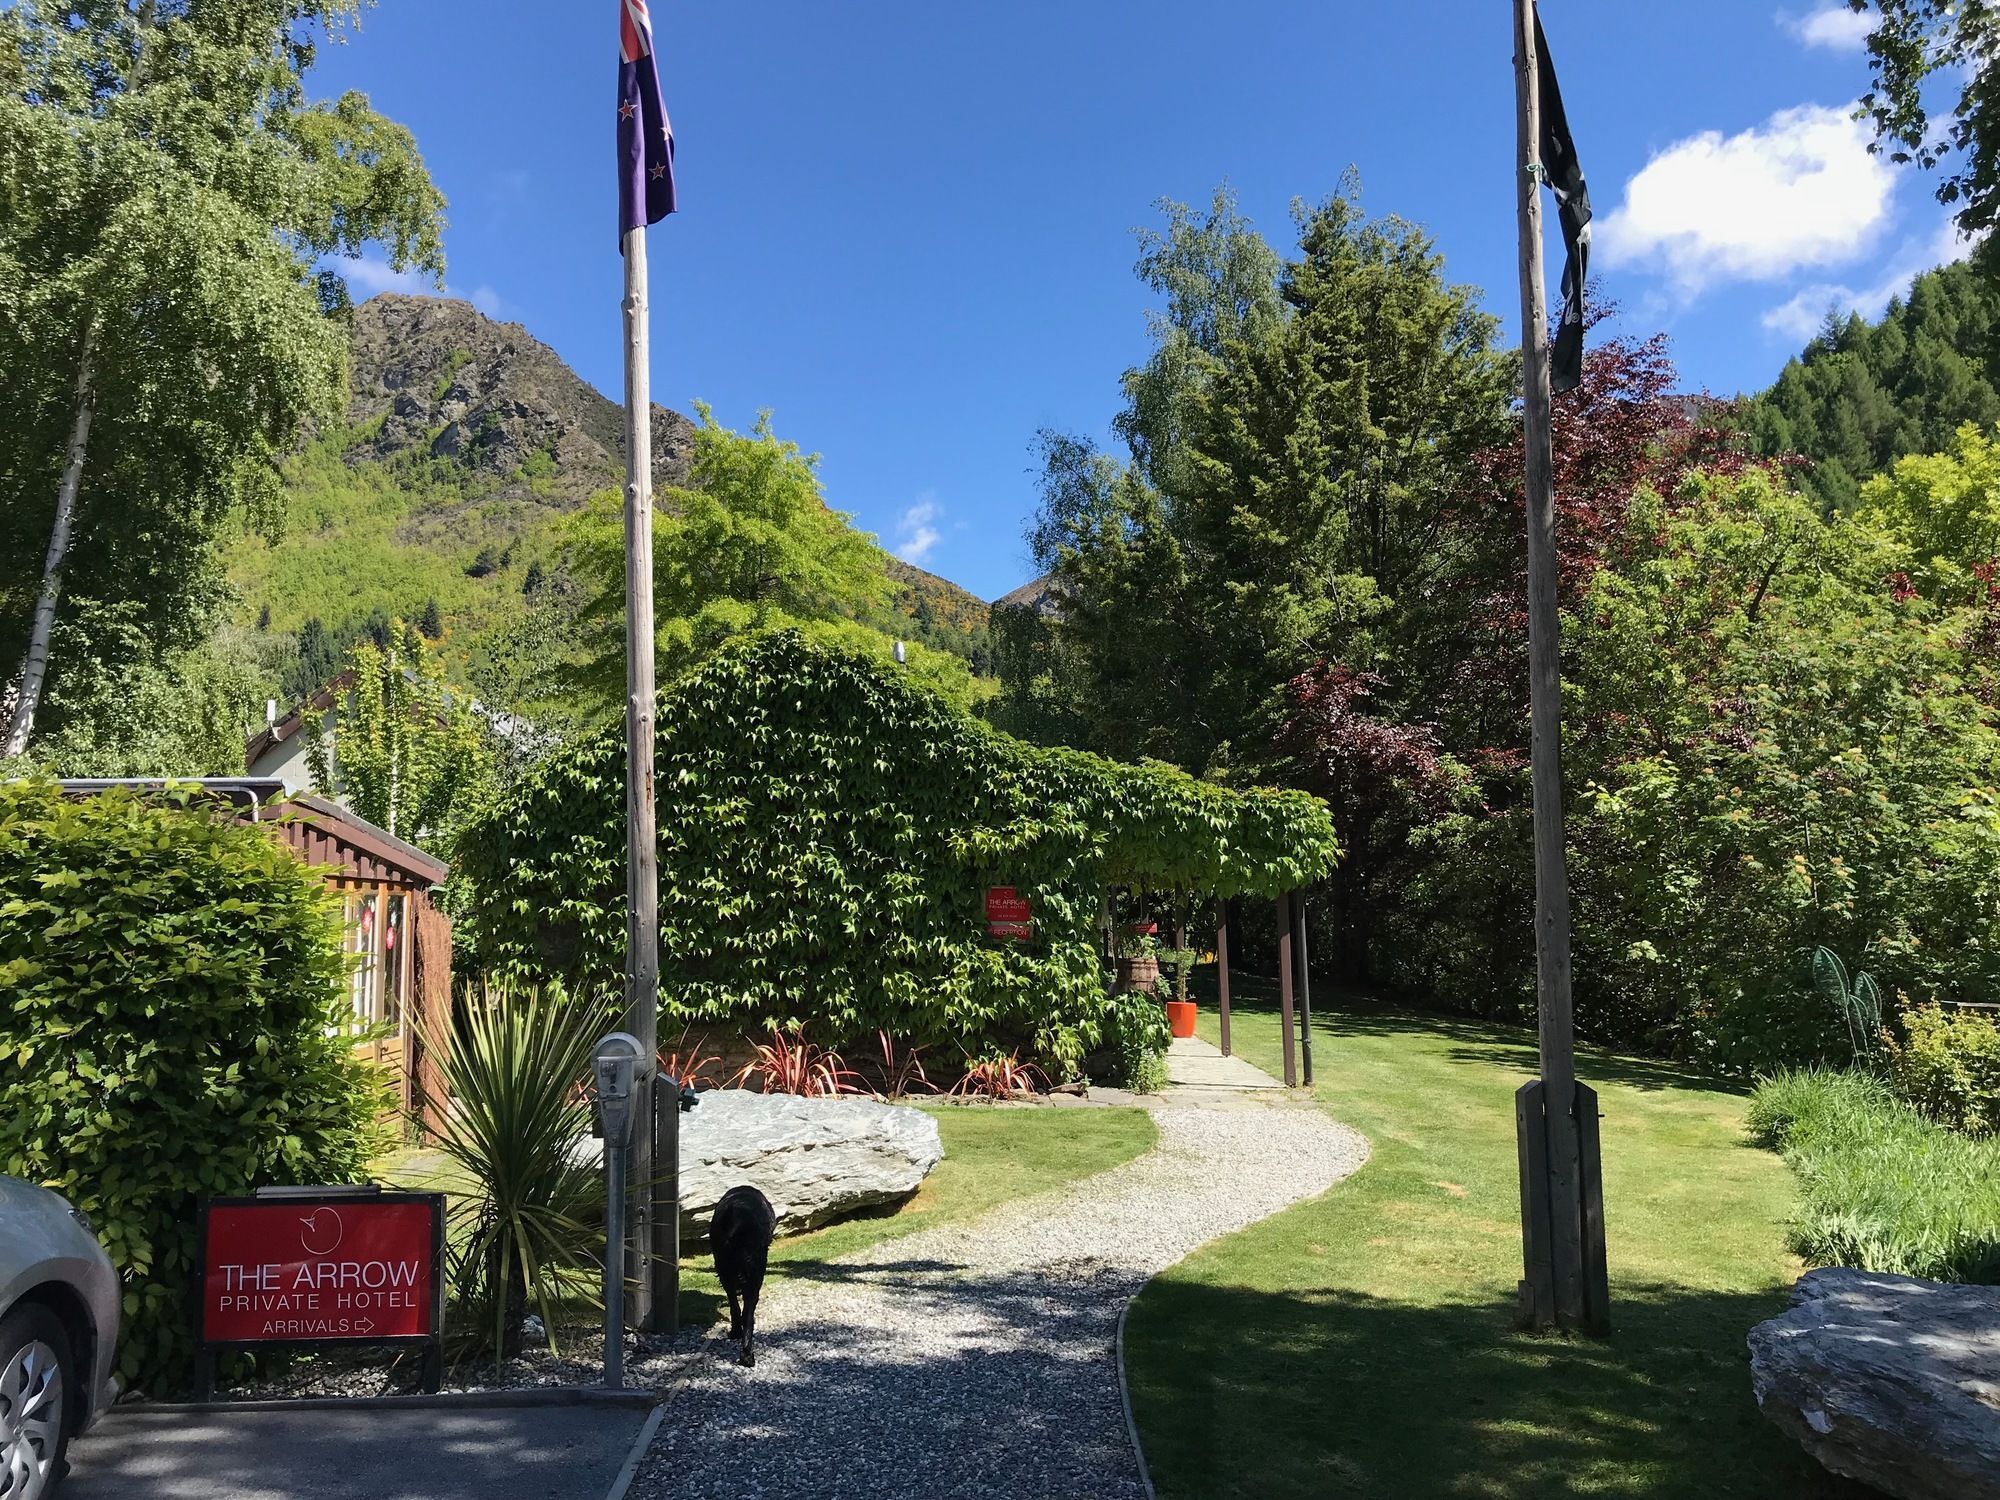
[0,1303,72,1500]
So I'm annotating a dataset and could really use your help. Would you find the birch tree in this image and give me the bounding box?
[0,1,445,756]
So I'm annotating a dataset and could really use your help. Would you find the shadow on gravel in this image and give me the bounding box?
[767,1255,973,1284]
[640,1261,1151,1500]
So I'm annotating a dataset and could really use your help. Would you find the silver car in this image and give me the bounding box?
[0,1177,120,1499]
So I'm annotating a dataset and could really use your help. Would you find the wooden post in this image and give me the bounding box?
[620,224,671,1333]
[1294,893,1314,1087]
[1276,893,1297,1088]
[1512,0,1592,1333]
[1216,906,1232,1057]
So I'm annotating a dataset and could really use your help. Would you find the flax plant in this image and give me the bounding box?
[422,983,609,1367]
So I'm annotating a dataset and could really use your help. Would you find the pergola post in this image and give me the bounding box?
[1216,904,1232,1058]
[1293,891,1314,1087]
[1276,892,1298,1087]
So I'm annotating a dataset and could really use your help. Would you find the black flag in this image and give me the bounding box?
[1535,6,1591,394]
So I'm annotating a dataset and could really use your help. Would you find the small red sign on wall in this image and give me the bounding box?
[199,1193,442,1345]
[986,886,1032,940]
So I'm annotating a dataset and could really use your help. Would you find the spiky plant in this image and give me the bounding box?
[1812,947,1886,1067]
[420,983,609,1368]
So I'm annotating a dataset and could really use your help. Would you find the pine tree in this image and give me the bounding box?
[417,597,443,639]
[1751,262,2000,513]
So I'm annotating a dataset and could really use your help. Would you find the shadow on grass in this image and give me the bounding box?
[1193,969,1749,1097]
[1124,1276,1847,1500]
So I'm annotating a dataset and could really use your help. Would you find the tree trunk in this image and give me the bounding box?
[5,328,97,759]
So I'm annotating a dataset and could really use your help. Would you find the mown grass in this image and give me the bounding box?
[381,1101,1157,1333]
[1124,985,1815,1499]
[1748,1067,2000,1283]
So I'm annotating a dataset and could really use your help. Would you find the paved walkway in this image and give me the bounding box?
[67,1399,657,1500]
[630,1069,1367,1500]
[1164,1034,1285,1093]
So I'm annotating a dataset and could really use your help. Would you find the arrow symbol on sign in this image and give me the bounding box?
[355,1319,375,1334]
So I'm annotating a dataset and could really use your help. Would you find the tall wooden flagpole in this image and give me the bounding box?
[620,222,669,1332]
[1512,0,1603,1335]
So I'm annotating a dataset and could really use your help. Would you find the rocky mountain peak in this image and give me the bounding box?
[343,293,695,506]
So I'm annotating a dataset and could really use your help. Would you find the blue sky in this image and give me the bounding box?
[315,1,1960,601]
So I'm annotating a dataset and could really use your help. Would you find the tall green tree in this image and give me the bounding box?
[305,621,488,845]
[1004,181,1513,775]
[1748,262,2000,513]
[0,0,445,756]
[570,405,984,711]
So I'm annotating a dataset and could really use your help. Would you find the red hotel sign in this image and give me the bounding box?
[986,886,1032,941]
[199,1192,442,1345]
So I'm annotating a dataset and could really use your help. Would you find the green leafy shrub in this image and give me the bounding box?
[0,781,382,1393]
[458,630,1337,1079]
[1099,986,1170,1093]
[423,984,606,1366]
[1885,1004,2000,1135]
[1748,1068,2000,1282]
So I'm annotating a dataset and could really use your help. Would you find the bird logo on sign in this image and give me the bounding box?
[299,1207,344,1258]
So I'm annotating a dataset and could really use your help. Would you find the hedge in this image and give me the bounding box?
[458,630,1339,1076]
[0,781,382,1394]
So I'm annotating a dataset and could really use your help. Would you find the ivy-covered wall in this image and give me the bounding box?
[457,630,1338,1075]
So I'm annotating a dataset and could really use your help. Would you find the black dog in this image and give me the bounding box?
[710,1184,776,1367]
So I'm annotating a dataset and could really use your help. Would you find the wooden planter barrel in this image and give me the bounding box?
[1117,955,1161,993]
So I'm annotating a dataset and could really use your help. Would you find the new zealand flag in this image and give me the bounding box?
[618,0,676,240]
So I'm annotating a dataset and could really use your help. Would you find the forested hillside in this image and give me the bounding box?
[1747,259,2000,512]
[226,295,994,713]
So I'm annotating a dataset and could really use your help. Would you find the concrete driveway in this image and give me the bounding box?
[65,1396,661,1500]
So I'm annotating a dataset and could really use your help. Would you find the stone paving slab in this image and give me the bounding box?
[1165,1034,1285,1091]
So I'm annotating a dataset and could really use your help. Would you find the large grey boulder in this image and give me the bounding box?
[1748,1267,2000,1500]
[676,1090,942,1244]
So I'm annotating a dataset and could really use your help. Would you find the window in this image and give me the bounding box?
[344,891,380,1034]
[383,893,408,1031]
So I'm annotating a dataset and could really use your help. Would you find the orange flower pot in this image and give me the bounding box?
[1166,1000,1197,1039]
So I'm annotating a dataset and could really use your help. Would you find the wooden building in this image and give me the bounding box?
[56,778,454,1131]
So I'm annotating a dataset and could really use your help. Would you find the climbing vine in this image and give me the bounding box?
[457,630,1338,1075]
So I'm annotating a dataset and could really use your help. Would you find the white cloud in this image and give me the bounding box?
[1780,5,1874,52]
[894,496,943,565]
[1597,104,1894,295]
[1761,219,1979,340]
[334,253,438,299]
[328,254,509,321]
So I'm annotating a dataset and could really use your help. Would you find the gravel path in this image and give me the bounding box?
[631,1093,1368,1500]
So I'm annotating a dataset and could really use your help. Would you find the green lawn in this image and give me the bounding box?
[1124,985,1815,1499]
[382,1102,1157,1332]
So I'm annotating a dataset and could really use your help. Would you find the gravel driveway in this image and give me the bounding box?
[631,1092,1368,1500]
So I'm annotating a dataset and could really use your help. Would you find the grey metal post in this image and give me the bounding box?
[603,1134,626,1389]
[593,1032,645,1388]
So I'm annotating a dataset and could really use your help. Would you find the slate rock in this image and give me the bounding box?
[1748,1267,2000,1500]
[675,1090,943,1244]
